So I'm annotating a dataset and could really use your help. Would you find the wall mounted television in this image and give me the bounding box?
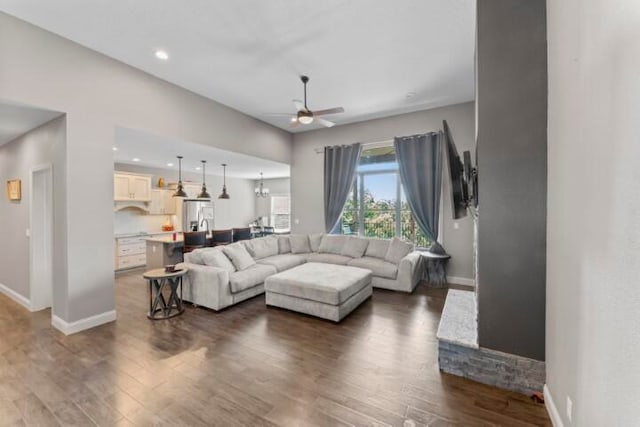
[443,120,477,219]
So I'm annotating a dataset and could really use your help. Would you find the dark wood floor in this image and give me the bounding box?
[0,270,550,426]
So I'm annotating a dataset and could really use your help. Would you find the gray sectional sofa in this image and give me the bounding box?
[177,233,423,311]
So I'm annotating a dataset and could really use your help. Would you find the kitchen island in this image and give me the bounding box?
[145,235,186,270]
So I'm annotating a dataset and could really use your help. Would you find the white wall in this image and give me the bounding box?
[254,178,291,221]
[0,12,291,325]
[115,163,257,232]
[0,116,65,305]
[546,0,640,424]
[291,102,475,280]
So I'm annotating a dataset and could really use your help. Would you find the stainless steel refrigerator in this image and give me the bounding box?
[182,199,214,232]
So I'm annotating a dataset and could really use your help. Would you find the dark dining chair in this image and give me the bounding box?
[183,231,207,253]
[210,229,233,247]
[232,227,252,242]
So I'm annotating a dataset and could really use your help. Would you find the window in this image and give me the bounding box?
[338,145,431,248]
[270,195,291,232]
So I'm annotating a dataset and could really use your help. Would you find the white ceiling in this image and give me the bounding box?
[0,1,476,132]
[114,126,290,179]
[0,101,62,146]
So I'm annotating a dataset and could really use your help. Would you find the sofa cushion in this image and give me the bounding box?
[276,236,291,254]
[309,233,324,252]
[222,243,256,271]
[256,254,307,272]
[318,234,348,255]
[384,237,414,265]
[365,238,391,259]
[290,234,311,254]
[244,237,278,260]
[348,256,398,279]
[307,253,352,265]
[229,264,277,293]
[199,248,236,274]
[341,236,369,258]
[265,263,371,305]
[184,249,204,265]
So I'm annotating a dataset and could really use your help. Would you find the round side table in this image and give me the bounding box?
[142,268,188,320]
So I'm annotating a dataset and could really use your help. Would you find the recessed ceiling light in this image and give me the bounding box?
[195,167,201,171]
[132,158,140,162]
[154,49,169,60]
[112,147,118,151]
[167,163,174,167]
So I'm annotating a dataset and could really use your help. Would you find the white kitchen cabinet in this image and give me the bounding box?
[148,189,176,215]
[114,172,152,202]
[114,235,147,270]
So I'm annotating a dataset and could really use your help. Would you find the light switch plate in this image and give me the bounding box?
[25,229,30,237]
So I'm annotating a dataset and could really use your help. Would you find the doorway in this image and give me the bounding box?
[30,164,53,311]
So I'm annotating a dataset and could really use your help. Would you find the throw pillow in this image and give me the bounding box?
[365,238,390,259]
[318,234,348,255]
[222,244,256,271]
[200,249,236,274]
[277,236,291,254]
[289,234,311,254]
[341,236,369,258]
[384,237,414,265]
[244,237,278,260]
[308,233,324,252]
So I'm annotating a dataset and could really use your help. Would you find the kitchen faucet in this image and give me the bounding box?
[200,218,209,232]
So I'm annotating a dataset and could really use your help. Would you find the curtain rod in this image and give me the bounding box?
[313,139,393,154]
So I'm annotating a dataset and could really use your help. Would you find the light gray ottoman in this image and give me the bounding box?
[265,262,372,322]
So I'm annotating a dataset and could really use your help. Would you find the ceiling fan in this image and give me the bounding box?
[265,75,344,128]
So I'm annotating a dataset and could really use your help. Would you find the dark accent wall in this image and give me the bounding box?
[476,0,547,361]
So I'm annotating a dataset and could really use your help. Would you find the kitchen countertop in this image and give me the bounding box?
[114,231,181,239]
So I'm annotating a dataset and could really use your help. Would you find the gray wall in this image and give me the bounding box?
[254,178,291,220]
[115,163,257,230]
[476,0,547,361]
[546,0,640,424]
[0,116,66,304]
[291,102,475,280]
[0,12,291,324]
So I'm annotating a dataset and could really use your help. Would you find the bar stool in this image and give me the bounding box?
[211,229,233,246]
[183,231,207,253]
[232,227,252,242]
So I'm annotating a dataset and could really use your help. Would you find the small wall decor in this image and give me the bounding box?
[6,179,21,201]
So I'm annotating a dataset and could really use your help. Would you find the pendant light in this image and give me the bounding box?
[218,163,230,199]
[255,172,270,198]
[172,155,188,197]
[197,160,211,199]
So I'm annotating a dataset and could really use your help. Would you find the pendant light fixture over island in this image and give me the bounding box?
[197,160,211,199]
[218,163,230,199]
[172,155,188,197]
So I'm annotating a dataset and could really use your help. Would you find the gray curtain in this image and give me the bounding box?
[324,144,361,233]
[394,132,445,254]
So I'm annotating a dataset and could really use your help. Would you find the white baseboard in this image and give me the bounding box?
[448,276,475,287]
[0,282,33,311]
[544,384,564,427]
[52,310,117,335]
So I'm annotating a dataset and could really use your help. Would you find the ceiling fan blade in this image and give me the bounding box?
[293,99,304,111]
[313,107,344,116]
[316,117,335,128]
[263,113,296,117]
